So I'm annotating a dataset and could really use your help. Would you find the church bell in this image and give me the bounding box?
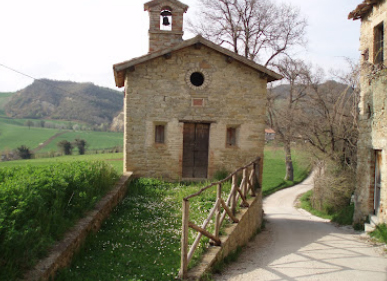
[162,16,170,26]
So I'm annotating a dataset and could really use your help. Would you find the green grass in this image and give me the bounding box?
[0,119,62,151]
[299,190,354,225]
[0,153,123,174]
[262,145,310,196]
[370,224,387,244]
[0,161,120,280]
[0,118,122,153]
[55,145,310,280]
[0,92,15,116]
[37,130,123,152]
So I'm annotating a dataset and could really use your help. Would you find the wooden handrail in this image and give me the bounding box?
[179,157,261,279]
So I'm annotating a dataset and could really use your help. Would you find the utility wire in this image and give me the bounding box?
[0,62,81,96]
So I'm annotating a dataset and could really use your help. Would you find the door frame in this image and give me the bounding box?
[181,122,211,179]
[374,150,382,215]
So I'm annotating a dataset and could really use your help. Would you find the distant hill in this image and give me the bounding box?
[5,79,123,125]
[270,80,349,100]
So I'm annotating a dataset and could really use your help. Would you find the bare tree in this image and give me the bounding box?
[300,61,360,165]
[267,58,309,180]
[188,0,307,66]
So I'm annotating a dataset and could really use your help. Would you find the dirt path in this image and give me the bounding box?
[214,173,387,281]
[32,131,67,153]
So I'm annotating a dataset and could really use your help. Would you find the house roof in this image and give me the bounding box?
[144,0,189,12]
[113,35,283,88]
[265,128,275,134]
[348,0,382,20]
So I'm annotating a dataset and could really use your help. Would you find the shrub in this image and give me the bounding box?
[312,160,355,215]
[16,145,33,159]
[0,161,119,280]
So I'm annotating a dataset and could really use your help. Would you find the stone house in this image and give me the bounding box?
[349,0,387,224]
[265,128,276,142]
[113,0,282,180]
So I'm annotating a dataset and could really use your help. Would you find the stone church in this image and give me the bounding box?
[113,0,282,180]
[349,0,387,224]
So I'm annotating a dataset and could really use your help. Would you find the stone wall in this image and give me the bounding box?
[355,0,387,223]
[123,45,267,180]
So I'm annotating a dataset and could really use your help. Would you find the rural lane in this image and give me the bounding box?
[214,173,387,281]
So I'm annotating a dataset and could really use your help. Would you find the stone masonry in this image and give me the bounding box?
[350,0,387,223]
[113,0,282,181]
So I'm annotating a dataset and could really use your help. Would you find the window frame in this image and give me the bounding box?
[155,124,165,144]
[374,22,384,64]
[226,127,238,147]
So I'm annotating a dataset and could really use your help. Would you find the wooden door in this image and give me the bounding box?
[182,123,210,178]
[374,151,382,214]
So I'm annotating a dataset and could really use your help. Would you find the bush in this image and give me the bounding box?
[312,160,355,215]
[0,161,119,280]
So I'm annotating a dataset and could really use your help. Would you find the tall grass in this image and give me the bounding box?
[0,161,119,280]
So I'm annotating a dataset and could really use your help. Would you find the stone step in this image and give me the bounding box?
[364,223,376,233]
[369,215,379,227]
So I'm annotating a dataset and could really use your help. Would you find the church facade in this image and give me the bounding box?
[113,0,282,180]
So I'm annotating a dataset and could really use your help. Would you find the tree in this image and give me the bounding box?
[16,145,33,159]
[188,0,307,66]
[57,140,73,155]
[299,63,360,164]
[267,58,309,180]
[25,120,33,129]
[73,139,87,155]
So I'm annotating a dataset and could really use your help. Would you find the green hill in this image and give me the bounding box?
[5,79,123,125]
[0,92,15,117]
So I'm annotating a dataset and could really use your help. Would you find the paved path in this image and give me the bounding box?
[214,173,387,281]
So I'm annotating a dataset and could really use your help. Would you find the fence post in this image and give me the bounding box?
[214,183,222,239]
[243,168,248,198]
[231,175,237,215]
[179,199,189,279]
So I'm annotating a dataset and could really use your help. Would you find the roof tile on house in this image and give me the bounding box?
[348,0,382,20]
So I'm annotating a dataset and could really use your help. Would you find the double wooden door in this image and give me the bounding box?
[182,123,210,178]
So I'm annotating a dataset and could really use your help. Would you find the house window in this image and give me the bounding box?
[226,127,237,147]
[155,125,165,143]
[374,22,384,64]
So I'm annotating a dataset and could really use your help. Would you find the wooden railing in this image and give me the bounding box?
[179,157,261,279]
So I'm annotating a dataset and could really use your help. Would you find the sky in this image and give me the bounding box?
[0,0,361,92]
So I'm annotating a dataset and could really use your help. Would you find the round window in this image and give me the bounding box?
[185,69,210,90]
[190,72,205,87]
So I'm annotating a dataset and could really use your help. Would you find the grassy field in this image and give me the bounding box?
[262,144,311,196]
[0,153,124,173]
[0,118,123,153]
[37,130,123,153]
[0,119,62,151]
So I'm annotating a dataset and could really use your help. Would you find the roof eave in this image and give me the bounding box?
[113,36,283,88]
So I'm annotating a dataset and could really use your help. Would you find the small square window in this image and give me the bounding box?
[226,127,237,146]
[155,125,165,144]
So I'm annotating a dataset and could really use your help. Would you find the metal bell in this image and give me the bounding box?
[162,16,170,26]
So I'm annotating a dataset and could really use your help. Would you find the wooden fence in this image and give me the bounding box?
[179,157,261,279]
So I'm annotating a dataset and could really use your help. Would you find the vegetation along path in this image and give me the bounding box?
[214,173,387,281]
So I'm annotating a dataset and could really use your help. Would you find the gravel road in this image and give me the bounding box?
[214,173,387,281]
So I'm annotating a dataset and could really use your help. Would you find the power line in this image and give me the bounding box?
[0,62,80,96]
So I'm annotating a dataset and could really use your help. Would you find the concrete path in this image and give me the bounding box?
[214,173,387,281]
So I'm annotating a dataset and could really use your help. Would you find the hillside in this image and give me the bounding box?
[0,92,15,116]
[5,79,123,125]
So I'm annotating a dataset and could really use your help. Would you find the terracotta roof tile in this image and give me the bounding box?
[348,0,382,20]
